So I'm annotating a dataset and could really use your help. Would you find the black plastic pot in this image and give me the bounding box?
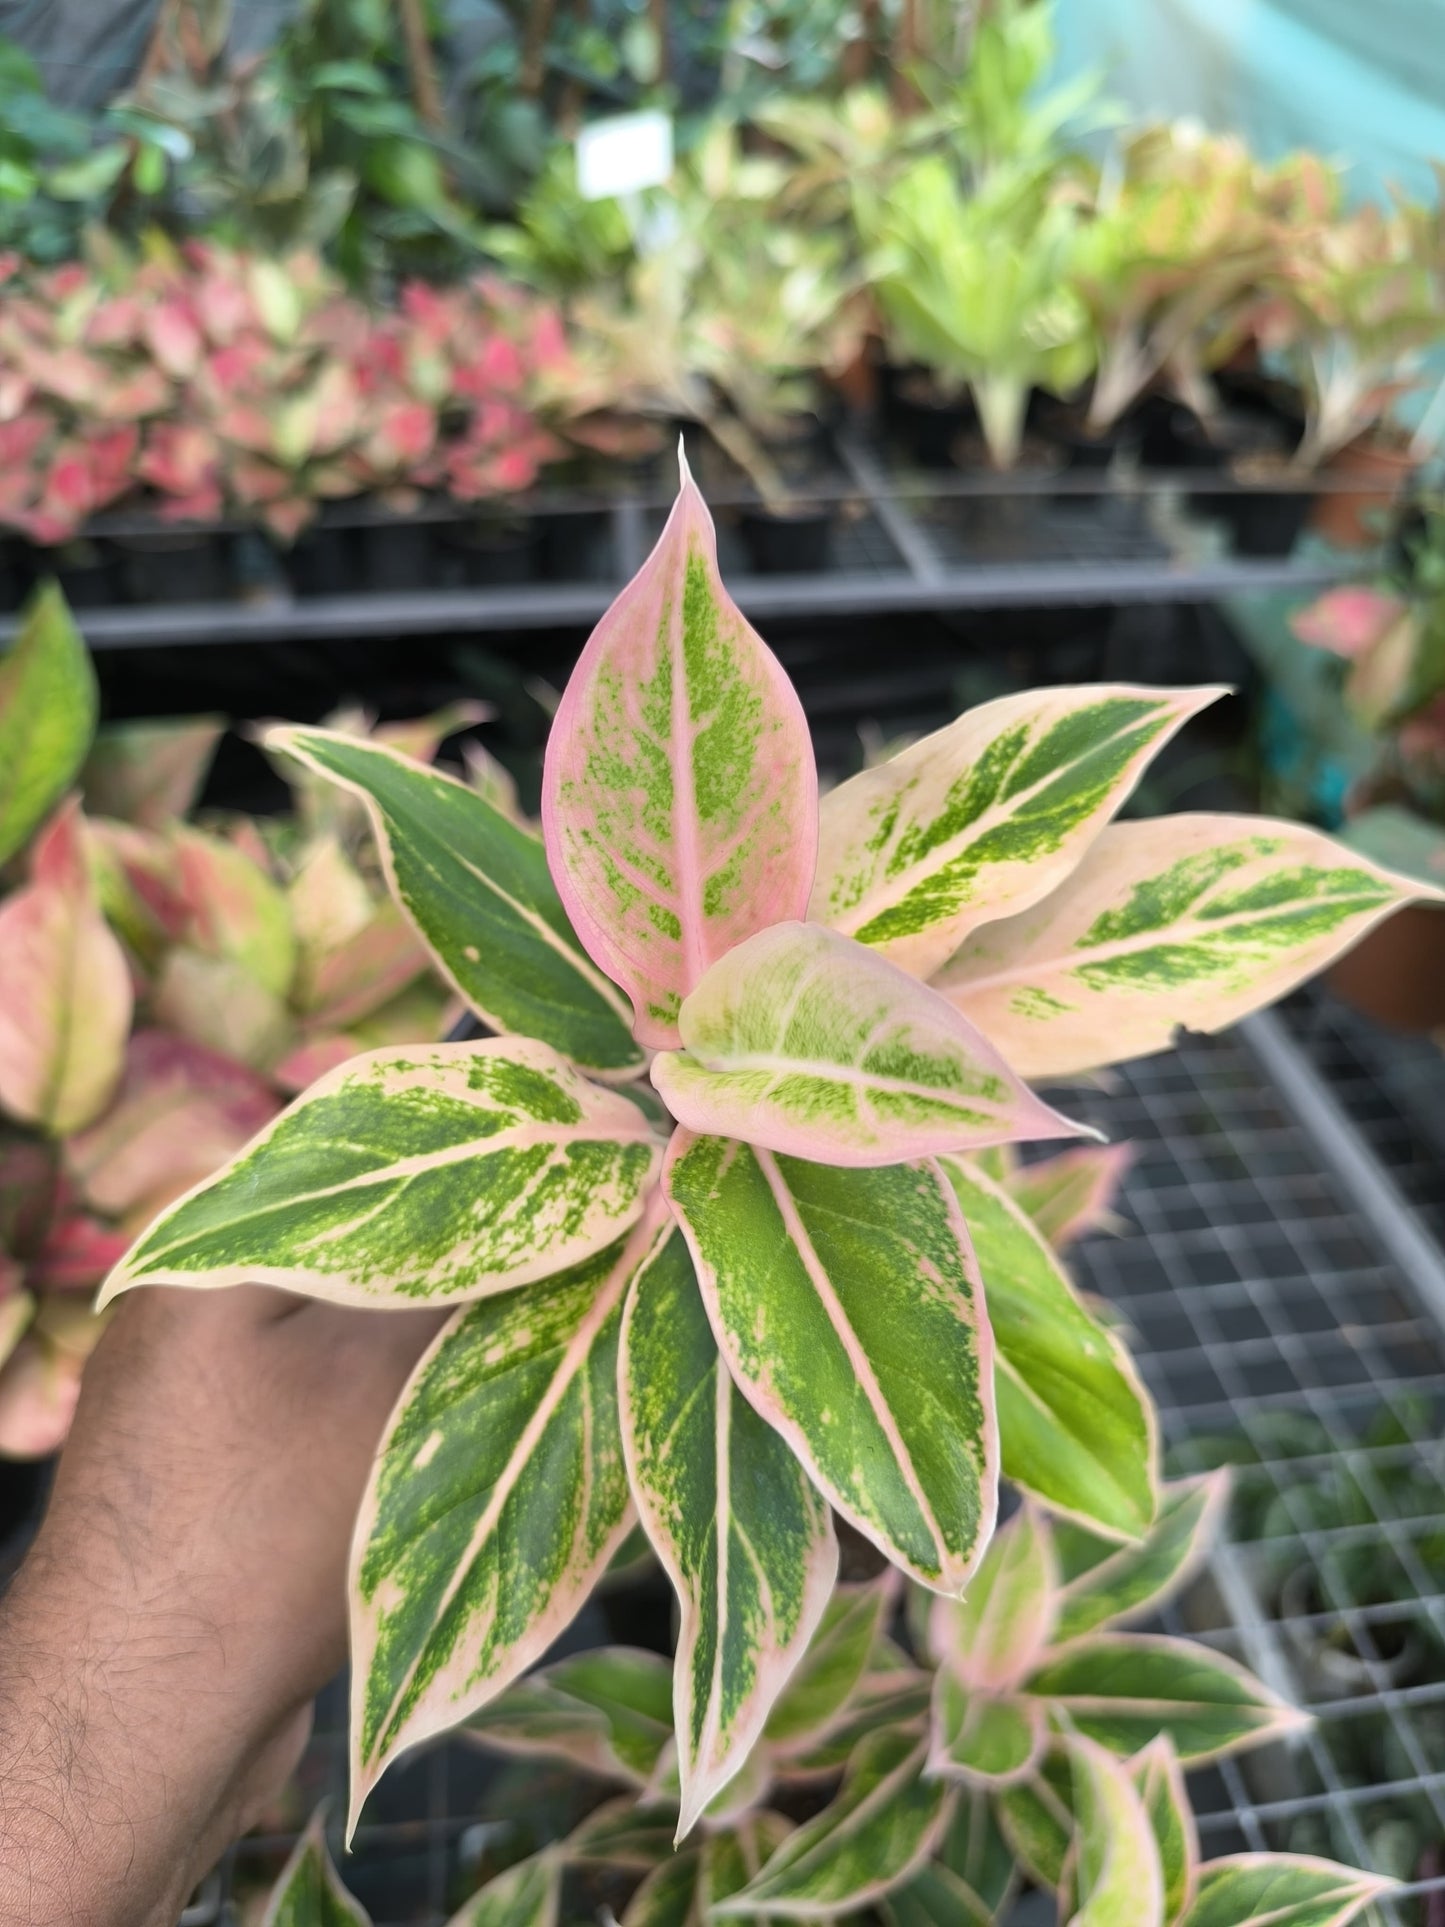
[114,530,234,605]
[362,517,437,593]
[0,539,29,614]
[1213,479,1313,558]
[738,503,836,574]
[288,524,357,598]
[443,517,542,588]
[891,379,974,470]
[41,539,125,609]
[537,509,612,584]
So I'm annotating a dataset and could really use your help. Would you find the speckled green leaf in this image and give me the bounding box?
[1054,1474,1229,1644]
[1067,1734,1165,1927]
[262,1809,372,1927]
[0,583,98,868]
[652,921,1081,1167]
[937,815,1442,1078]
[1026,1635,1309,1763]
[930,1502,1059,1694]
[714,1726,950,1917]
[348,1213,662,1831]
[764,1574,897,1755]
[101,1039,660,1310]
[620,1222,836,1836]
[565,1796,679,1870]
[995,1751,1076,1888]
[940,1159,1156,1541]
[1178,1856,1396,1927]
[885,1792,1017,1927]
[268,728,641,1078]
[929,1677,1044,1786]
[665,1131,998,1593]
[777,1650,933,1780]
[811,686,1223,981]
[542,457,817,1050]
[447,1852,559,1927]
[465,1646,673,1786]
[1004,1143,1133,1251]
[701,1815,799,1923]
[1131,1738,1198,1927]
[622,1850,703,1927]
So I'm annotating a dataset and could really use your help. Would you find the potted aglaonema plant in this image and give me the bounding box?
[99,456,1436,1888]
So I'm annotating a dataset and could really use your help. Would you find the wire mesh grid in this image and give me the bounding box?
[208,1020,1445,1924]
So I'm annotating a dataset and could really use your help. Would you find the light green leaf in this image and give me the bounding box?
[267,728,642,1078]
[714,1726,951,1917]
[1067,1733,1165,1927]
[447,1852,559,1927]
[937,814,1442,1079]
[465,1647,673,1786]
[1053,1474,1229,1644]
[930,1501,1059,1692]
[1179,1855,1397,1927]
[995,1751,1076,1888]
[776,1655,932,1780]
[1026,1634,1309,1763]
[1003,1143,1132,1251]
[261,1808,372,1926]
[348,1212,665,1830]
[172,824,297,998]
[764,1574,897,1754]
[82,715,222,830]
[929,1677,1044,1785]
[1131,1737,1199,1927]
[665,1131,998,1593]
[102,1039,660,1310]
[940,1158,1156,1541]
[811,685,1223,980]
[620,1224,837,1837]
[0,583,98,868]
[651,921,1082,1167]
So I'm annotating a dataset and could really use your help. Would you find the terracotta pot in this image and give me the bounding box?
[1327,901,1445,1032]
[1310,438,1418,550]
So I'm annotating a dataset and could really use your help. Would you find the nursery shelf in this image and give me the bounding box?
[194,1012,1445,1926]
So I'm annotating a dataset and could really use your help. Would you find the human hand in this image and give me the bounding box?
[0,1285,444,1927]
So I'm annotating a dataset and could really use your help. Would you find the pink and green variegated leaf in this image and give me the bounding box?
[937,815,1443,1079]
[929,1677,1045,1786]
[465,1647,673,1787]
[931,1501,1060,1693]
[620,1223,837,1839]
[810,686,1224,981]
[1026,1634,1310,1764]
[701,1814,800,1923]
[171,823,297,999]
[1004,1144,1133,1251]
[0,584,98,869]
[764,1573,898,1756]
[81,716,222,831]
[1131,1738,1199,1927]
[652,922,1083,1167]
[940,1159,1157,1541]
[348,1211,665,1834]
[1065,1734,1165,1927]
[665,1131,999,1594]
[100,1039,660,1310]
[1053,1474,1230,1644]
[713,1725,951,1918]
[299,901,430,1030]
[1180,1857,1398,1927]
[262,1807,372,1927]
[777,1648,933,1781]
[447,1852,559,1927]
[542,456,817,1048]
[0,800,132,1137]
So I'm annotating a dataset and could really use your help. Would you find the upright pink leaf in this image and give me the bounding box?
[543,453,817,1047]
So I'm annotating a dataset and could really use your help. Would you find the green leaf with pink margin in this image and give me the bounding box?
[100,1039,660,1311]
[0,800,132,1136]
[261,1807,372,1927]
[1130,1737,1198,1926]
[665,1131,999,1594]
[764,1574,898,1755]
[1052,1473,1230,1644]
[622,1850,704,1927]
[347,1210,666,1835]
[713,1725,951,1918]
[447,1852,559,1927]
[565,1797,679,1870]
[995,1750,1078,1888]
[652,922,1084,1167]
[620,1222,837,1839]
[1178,1856,1397,1927]
[542,455,817,1048]
[67,1030,280,1217]
[810,686,1224,981]
[1003,1144,1133,1251]
[171,823,297,998]
[935,815,1442,1080]
[0,583,98,868]
[884,1788,1018,1927]
[939,1159,1157,1541]
[465,1646,673,1786]
[930,1678,1045,1786]
[1025,1634,1309,1763]
[1289,586,1407,660]
[1064,1734,1165,1927]
[931,1502,1060,1694]
[81,716,222,830]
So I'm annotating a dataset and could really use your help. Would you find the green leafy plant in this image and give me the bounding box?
[96,457,1437,1852]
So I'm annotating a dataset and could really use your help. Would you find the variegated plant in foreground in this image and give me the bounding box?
[101,457,1440,1850]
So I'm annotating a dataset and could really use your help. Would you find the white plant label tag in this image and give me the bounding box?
[576,110,674,201]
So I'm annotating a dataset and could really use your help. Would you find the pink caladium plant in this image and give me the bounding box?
[100,458,1440,1846]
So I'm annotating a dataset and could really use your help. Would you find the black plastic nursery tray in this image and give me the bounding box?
[185,1013,1445,1927]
